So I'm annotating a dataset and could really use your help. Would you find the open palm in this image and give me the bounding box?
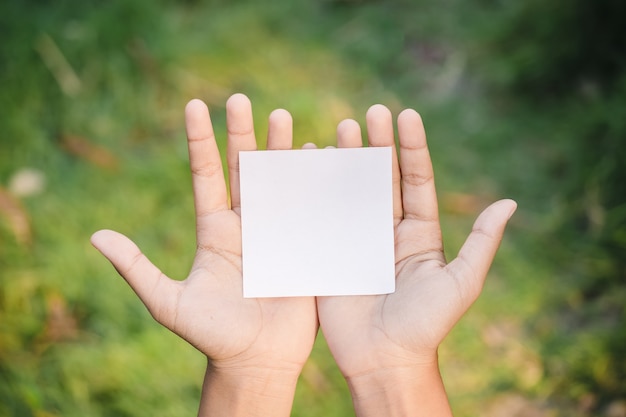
[91,94,318,374]
[317,104,517,380]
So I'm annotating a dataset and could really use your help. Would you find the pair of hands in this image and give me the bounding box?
[91,94,516,417]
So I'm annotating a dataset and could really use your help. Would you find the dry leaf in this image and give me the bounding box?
[0,186,32,246]
[40,292,78,344]
[441,191,489,216]
[60,134,119,170]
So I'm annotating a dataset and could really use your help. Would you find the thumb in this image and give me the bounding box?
[446,199,517,303]
[91,229,178,325]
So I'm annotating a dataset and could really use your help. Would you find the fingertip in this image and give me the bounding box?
[90,229,130,254]
[225,93,255,141]
[336,119,363,148]
[185,99,208,116]
[185,99,214,141]
[302,142,317,149]
[226,93,251,109]
[503,198,518,219]
[397,108,422,125]
[269,108,293,124]
[90,229,114,248]
[397,108,427,149]
[336,118,360,136]
[366,104,392,119]
[366,105,395,148]
[267,108,293,150]
[488,198,518,221]
[471,199,519,242]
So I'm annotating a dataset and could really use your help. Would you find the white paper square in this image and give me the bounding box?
[239,147,395,298]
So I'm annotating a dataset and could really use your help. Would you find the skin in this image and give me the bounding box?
[91,94,516,416]
[91,94,318,417]
[317,105,517,416]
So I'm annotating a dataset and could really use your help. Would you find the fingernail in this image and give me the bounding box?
[507,200,518,220]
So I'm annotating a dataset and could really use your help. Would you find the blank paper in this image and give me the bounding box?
[239,147,395,298]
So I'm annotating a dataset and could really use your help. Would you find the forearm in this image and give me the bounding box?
[198,361,301,417]
[346,354,453,417]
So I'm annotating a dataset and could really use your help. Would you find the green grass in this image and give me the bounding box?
[1,1,624,416]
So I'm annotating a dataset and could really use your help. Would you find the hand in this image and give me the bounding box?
[317,105,517,417]
[91,94,318,417]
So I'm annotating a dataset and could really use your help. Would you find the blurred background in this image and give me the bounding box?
[1,0,625,416]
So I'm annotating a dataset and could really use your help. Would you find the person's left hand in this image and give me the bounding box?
[316,104,517,416]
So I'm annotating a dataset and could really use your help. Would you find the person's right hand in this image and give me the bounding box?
[91,94,319,417]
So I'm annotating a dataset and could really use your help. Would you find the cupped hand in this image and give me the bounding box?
[91,94,318,376]
[317,104,517,380]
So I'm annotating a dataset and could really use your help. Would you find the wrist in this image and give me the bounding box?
[198,360,302,417]
[346,352,453,417]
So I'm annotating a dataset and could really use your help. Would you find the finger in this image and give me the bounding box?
[302,142,317,149]
[336,119,362,148]
[91,229,178,328]
[446,199,517,304]
[267,109,293,150]
[185,99,229,218]
[366,104,402,226]
[397,109,440,226]
[226,94,257,214]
